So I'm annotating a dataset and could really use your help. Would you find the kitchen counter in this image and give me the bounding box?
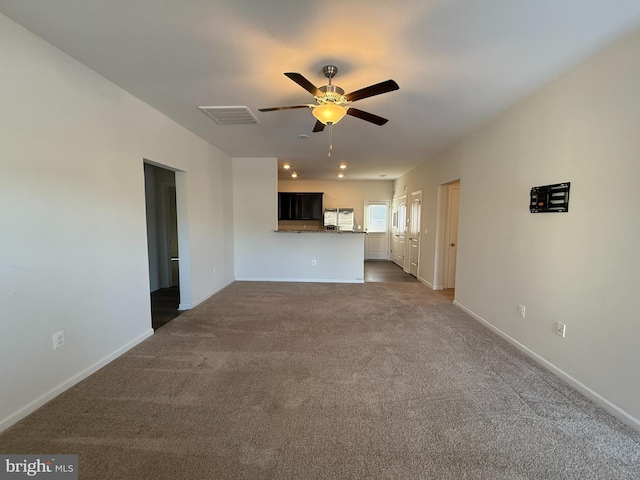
[274,229,365,234]
[255,229,365,283]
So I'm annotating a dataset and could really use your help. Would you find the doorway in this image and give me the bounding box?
[364,200,390,260]
[144,162,182,329]
[408,190,422,277]
[440,180,460,292]
[390,195,407,268]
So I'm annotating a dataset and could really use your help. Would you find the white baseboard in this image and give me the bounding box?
[417,277,444,290]
[0,329,154,434]
[180,279,235,310]
[417,275,443,290]
[453,300,640,432]
[417,276,438,290]
[235,277,364,284]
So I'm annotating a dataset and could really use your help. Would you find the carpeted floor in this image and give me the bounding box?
[1,282,639,479]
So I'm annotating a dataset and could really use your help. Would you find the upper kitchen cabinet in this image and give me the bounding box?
[278,192,323,220]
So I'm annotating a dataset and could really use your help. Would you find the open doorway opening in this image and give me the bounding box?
[144,162,182,329]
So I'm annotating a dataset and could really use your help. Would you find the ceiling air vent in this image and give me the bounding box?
[198,106,259,125]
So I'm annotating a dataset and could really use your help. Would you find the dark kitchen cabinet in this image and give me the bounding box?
[278,192,323,220]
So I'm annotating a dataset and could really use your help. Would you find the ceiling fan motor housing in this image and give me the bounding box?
[318,65,346,104]
[318,84,346,104]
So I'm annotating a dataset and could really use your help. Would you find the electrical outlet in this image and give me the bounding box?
[311,259,317,266]
[53,331,65,349]
[556,322,566,338]
[518,304,526,318]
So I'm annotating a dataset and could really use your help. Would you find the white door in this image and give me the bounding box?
[444,185,460,288]
[408,191,422,277]
[364,201,390,260]
[391,196,407,268]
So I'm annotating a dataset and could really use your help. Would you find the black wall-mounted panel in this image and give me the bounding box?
[530,182,570,213]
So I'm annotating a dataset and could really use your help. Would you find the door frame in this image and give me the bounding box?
[143,159,192,311]
[364,200,391,260]
[390,194,407,268]
[443,183,460,288]
[408,190,422,277]
[434,179,460,290]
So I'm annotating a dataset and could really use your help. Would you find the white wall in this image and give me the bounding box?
[234,159,364,282]
[0,14,234,431]
[394,27,640,428]
[278,179,394,230]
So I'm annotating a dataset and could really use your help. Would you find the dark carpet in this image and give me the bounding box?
[1,281,639,479]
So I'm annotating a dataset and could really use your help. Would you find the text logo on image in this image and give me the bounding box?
[1,455,77,480]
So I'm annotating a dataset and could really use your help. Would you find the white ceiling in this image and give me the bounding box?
[2,0,640,181]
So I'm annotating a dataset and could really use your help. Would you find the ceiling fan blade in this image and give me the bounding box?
[346,108,389,126]
[258,105,310,112]
[312,120,325,132]
[284,72,322,97]
[345,79,399,103]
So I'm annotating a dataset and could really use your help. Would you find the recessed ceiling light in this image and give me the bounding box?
[338,173,344,178]
[297,133,310,140]
[291,172,298,178]
[283,164,290,170]
[339,164,347,169]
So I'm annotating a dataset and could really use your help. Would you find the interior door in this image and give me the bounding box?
[445,185,460,288]
[391,196,406,268]
[364,201,390,260]
[408,191,422,277]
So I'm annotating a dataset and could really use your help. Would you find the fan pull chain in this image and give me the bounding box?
[328,124,333,157]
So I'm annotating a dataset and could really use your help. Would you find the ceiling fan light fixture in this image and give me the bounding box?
[312,103,347,125]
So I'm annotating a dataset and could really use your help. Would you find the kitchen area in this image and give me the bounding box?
[274,190,367,282]
[276,191,360,233]
[232,157,394,284]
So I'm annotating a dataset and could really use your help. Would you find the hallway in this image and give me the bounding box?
[364,260,454,301]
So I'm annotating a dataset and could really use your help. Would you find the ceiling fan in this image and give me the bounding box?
[259,65,399,132]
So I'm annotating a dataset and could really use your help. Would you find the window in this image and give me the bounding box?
[366,204,388,233]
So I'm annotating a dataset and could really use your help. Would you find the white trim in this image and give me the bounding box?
[453,300,640,432]
[417,275,444,290]
[235,277,364,284]
[181,278,236,310]
[416,274,445,291]
[0,329,154,433]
